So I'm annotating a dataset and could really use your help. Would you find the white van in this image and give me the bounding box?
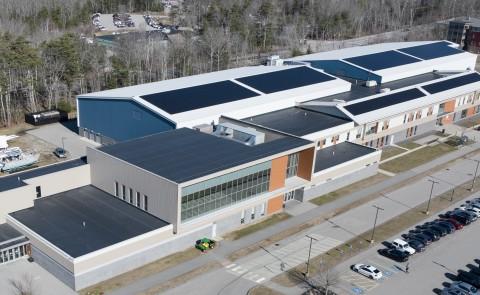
[392,238,416,255]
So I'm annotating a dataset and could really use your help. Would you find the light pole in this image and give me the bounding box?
[470,159,480,191]
[426,179,439,215]
[370,205,384,244]
[305,235,318,277]
[61,136,66,151]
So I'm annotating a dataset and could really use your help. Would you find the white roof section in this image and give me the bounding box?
[337,71,480,124]
[287,40,477,83]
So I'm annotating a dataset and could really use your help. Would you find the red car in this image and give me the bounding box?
[442,218,464,230]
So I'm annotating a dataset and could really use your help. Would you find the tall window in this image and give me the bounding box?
[122,185,126,200]
[286,153,299,178]
[144,195,148,211]
[136,192,141,207]
[129,188,133,204]
[114,181,119,197]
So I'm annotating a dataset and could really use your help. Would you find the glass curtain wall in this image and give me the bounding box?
[181,164,271,221]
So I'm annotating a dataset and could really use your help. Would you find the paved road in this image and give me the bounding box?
[27,122,98,158]
[333,193,480,295]
[163,150,480,295]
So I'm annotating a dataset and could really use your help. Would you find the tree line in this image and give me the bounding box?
[0,0,479,127]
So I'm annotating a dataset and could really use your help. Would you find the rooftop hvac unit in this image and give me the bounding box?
[365,80,377,87]
[213,122,265,146]
[379,88,391,93]
[266,55,283,66]
[193,124,213,134]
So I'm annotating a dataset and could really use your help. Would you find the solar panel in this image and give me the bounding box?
[344,51,421,71]
[235,66,335,94]
[398,41,463,60]
[421,73,480,94]
[344,88,426,115]
[140,80,259,114]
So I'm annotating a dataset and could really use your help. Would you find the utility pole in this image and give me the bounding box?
[426,179,439,215]
[305,235,318,277]
[61,136,66,151]
[470,159,480,191]
[370,205,384,244]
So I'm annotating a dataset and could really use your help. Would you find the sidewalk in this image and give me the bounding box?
[109,142,480,295]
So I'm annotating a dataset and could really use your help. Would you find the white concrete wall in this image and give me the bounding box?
[0,186,35,223]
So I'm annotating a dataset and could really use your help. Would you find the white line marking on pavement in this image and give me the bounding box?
[256,278,266,283]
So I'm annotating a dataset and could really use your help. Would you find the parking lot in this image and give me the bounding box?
[334,193,480,295]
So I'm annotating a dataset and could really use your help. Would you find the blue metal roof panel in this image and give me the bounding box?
[398,41,464,60]
[344,51,421,71]
[421,73,480,94]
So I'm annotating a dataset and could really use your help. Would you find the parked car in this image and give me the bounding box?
[447,213,472,226]
[458,271,480,288]
[402,232,432,245]
[392,238,416,255]
[405,239,426,252]
[441,287,471,295]
[53,147,67,158]
[409,229,440,241]
[442,218,464,230]
[458,210,478,222]
[433,220,456,233]
[378,248,409,262]
[351,264,383,280]
[450,281,479,295]
[417,224,447,237]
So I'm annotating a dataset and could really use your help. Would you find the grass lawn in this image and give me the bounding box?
[223,213,291,241]
[380,146,405,161]
[79,247,202,295]
[380,143,456,173]
[396,140,422,150]
[309,174,389,206]
[273,176,477,287]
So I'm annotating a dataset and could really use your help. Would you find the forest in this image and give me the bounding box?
[0,0,479,126]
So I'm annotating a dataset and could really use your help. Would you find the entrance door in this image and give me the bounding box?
[284,190,295,202]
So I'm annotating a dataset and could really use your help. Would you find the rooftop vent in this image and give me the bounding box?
[266,55,284,66]
[365,80,377,87]
[379,88,391,93]
[213,122,265,146]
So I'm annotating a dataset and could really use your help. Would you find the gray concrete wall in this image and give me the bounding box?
[390,120,436,144]
[31,246,76,290]
[87,147,179,226]
[0,186,34,223]
[304,164,378,201]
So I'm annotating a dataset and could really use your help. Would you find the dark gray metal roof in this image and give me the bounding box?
[99,128,312,183]
[242,107,351,137]
[314,142,377,172]
[0,158,87,193]
[9,185,169,258]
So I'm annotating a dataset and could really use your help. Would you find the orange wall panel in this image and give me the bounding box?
[269,156,288,191]
[442,115,453,125]
[267,195,283,214]
[443,100,456,113]
[467,107,476,117]
[297,148,314,181]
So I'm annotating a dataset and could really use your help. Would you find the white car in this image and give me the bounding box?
[392,238,416,255]
[351,264,383,280]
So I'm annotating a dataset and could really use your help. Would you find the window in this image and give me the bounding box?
[415,110,422,120]
[122,185,126,200]
[114,181,119,197]
[136,192,141,207]
[144,195,148,211]
[403,114,407,123]
[286,153,299,178]
[36,186,41,198]
[129,188,133,204]
[251,208,255,220]
[427,106,433,116]
[346,132,350,141]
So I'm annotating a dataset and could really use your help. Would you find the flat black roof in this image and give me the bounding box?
[421,73,480,94]
[9,185,169,258]
[314,142,377,172]
[0,158,87,193]
[344,50,421,71]
[236,67,335,94]
[0,223,23,244]
[243,107,351,136]
[312,72,446,104]
[344,88,426,116]
[99,128,312,183]
[140,80,260,114]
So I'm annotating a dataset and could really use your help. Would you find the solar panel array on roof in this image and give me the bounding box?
[235,66,335,94]
[421,73,480,94]
[398,41,463,60]
[344,88,426,115]
[344,50,421,71]
[140,80,259,114]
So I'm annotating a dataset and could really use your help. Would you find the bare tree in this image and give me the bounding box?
[8,273,35,295]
